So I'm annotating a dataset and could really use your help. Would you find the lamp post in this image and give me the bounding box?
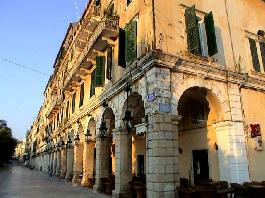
[123,81,134,132]
[67,134,72,148]
[99,120,108,138]
[85,129,92,143]
[74,133,80,146]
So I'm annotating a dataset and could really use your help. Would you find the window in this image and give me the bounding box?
[95,56,105,87]
[118,20,137,68]
[125,20,137,63]
[72,93,76,113]
[66,101,69,119]
[95,0,101,6]
[61,108,64,122]
[57,113,59,127]
[249,38,261,72]
[190,102,208,124]
[137,155,145,176]
[248,32,265,73]
[127,0,132,6]
[90,71,96,97]
[79,83,84,107]
[106,47,113,80]
[185,5,218,56]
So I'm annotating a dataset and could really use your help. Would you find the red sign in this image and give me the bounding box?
[250,124,262,138]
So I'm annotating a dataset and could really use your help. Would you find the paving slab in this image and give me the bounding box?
[0,164,109,198]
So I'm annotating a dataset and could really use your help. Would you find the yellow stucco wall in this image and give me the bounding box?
[241,88,265,181]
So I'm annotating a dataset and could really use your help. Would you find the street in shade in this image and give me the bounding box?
[0,162,109,198]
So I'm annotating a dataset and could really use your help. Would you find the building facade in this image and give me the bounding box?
[26,0,265,197]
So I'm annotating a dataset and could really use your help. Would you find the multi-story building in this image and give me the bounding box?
[26,0,265,197]
[14,140,26,163]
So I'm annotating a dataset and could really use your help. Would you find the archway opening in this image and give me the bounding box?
[177,87,223,185]
[120,92,146,194]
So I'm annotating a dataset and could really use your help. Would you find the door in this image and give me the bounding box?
[192,149,209,184]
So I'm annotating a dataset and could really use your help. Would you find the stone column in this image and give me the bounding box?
[213,121,250,183]
[60,147,67,179]
[93,136,112,191]
[65,146,74,181]
[145,113,180,198]
[112,128,132,198]
[81,141,95,186]
[72,143,83,185]
[56,149,61,177]
[49,152,53,174]
[52,150,57,176]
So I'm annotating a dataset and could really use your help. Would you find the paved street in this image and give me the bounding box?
[0,164,109,198]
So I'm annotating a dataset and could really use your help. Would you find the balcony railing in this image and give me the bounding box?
[63,14,119,91]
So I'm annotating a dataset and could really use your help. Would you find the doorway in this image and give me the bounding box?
[192,149,209,184]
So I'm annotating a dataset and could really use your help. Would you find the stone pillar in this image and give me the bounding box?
[213,121,250,183]
[81,141,95,186]
[93,136,112,191]
[145,113,180,198]
[60,147,67,179]
[72,143,83,185]
[52,150,57,176]
[49,152,53,173]
[65,146,74,181]
[56,149,61,177]
[112,128,132,198]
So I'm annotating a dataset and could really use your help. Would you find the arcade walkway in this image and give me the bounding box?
[0,164,109,198]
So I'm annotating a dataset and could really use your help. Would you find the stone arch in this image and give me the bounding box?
[87,117,96,140]
[119,92,146,129]
[172,78,231,120]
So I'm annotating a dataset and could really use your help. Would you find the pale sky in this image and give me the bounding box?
[0,1,88,140]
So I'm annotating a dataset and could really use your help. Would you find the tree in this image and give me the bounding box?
[0,120,17,166]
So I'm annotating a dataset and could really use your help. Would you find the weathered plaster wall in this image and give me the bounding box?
[241,88,265,181]
[226,0,265,73]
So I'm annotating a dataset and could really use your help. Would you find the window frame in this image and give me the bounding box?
[182,5,218,57]
[245,31,265,73]
[79,82,84,107]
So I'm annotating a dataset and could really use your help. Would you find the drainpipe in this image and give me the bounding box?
[151,0,156,50]
[224,0,236,69]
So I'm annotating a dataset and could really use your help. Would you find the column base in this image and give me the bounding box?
[60,171,66,179]
[112,190,130,198]
[65,172,74,182]
[72,171,82,186]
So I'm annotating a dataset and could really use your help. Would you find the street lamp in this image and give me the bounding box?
[74,133,80,146]
[99,121,107,138]
[85,129,92,143]
[67,134,72,148]
[123,81,134,132]
[123,110,134,131]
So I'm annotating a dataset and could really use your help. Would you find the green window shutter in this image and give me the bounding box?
[90,70,96,97]
[125,21,137,63]
[204,11,218,56]
[79,83,84,107]
[107,47,113,80]
[249,38,261,72]
[260,42,265,68]
[185,5,201,54]
[72,93,76,113]
[66,101,69,118]
[118,28,126,68]
[95,56,105,87]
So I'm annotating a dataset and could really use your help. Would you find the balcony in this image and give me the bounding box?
[45,95,63,118]
[63,13,119,92]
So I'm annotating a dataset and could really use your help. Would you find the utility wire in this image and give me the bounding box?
[74,0,80,20]
[0,57,49,76]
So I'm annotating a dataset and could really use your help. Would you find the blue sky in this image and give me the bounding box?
[0,1,88,140]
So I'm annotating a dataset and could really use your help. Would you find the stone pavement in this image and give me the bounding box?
[0,164,109,198]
